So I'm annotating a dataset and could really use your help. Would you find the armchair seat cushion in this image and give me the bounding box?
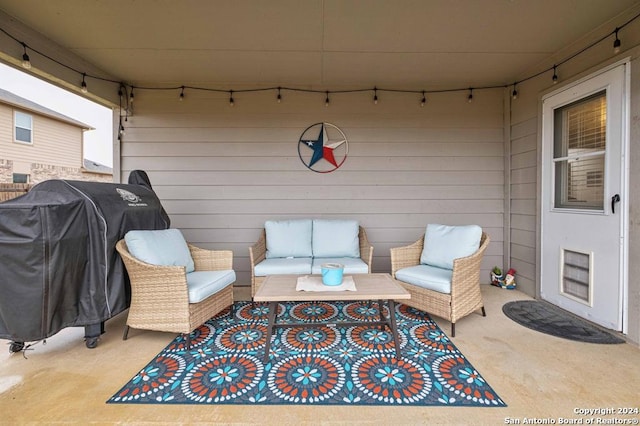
[395,264,453,294]
[311,257,369,274]
[186,270,237,303]
[254,257,313,276]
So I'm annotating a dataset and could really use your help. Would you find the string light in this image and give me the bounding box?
[0,12,638,110]
[421,91,426,107]
[229,90,234,106]
[21,42,30,69]
[613,28,621,53]
[81,73,88,93]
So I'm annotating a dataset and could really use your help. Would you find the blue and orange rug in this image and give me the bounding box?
[108,301,505,406]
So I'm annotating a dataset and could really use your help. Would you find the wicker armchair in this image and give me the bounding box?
[390,231,490,337]
[115,239,235,347]
[249,226,373,299]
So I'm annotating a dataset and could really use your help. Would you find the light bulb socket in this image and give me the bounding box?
[512,89,518,100]
[229,91,234,106]
[467,89,473,103]
[325,91,330,107]
[179,86,185,101]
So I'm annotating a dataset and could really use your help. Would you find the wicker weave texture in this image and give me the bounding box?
[390,231,490,330]
[249,225,373,298]
[115,239,234,335]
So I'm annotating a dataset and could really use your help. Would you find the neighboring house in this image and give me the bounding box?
[0,88,112,185]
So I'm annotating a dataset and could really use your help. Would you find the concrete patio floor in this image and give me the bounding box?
[1,285,639,425]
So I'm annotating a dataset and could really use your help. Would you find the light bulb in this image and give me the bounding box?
[512,88,518,100]
[229,91,234,106]
[129,89,135,103]
[552,66,558,84]
[179,86,184,101]
[277,87,282,103]
[613,29,621,54]
[325,91,330,107]
[81,74,88,94]
[467,89,473,103]
[373,88,378,105]
[21,43,31,69]
[420,93,426,107]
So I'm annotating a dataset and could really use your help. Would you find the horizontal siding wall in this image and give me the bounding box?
[120,88,505,286]
[0,103,83,168]
[509,116,537,295]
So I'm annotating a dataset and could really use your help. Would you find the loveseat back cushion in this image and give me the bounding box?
[420,224,482,270]
[186,270,236,303]
[311,257,369,274]
[312,219,360,258]
[125,228,195,273]
[265,219,313,258]
[254,257,313,276]
[395,264,453,294]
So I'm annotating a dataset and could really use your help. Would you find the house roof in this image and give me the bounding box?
[82,158,112,175]
[0,1,638,91]
[0,88,92,130]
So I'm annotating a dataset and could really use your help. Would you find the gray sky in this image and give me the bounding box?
[0,62,113,167]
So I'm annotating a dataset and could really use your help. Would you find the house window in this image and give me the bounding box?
[12,173,29,183]
[553,91,606,210]
[14,111,33,144]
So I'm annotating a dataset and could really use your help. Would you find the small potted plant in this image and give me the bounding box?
[490,266,503,287]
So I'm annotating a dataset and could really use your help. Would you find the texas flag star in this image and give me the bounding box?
[301,124,347,168]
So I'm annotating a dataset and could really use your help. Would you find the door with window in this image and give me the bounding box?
[540,64,628,331]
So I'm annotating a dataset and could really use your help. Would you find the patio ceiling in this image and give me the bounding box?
[0,0,638,91]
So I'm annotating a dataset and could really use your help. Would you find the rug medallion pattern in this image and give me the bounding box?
[108,301,505,406]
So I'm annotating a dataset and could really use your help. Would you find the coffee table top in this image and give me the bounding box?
[254,273,411,302]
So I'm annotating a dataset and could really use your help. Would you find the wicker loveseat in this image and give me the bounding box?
[116,229,236,347]
[390,224,490,337]
[249,219,373,299]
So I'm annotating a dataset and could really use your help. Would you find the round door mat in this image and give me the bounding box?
[502,300,625,344]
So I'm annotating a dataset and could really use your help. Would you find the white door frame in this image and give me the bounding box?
[538,58,630,334]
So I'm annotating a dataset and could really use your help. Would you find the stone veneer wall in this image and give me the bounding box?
[0,159,12,182]
[0,159,112,187]
[29,163,112,184]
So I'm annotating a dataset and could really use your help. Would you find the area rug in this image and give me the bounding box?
[108,301,506,406]
[502,300,625,344]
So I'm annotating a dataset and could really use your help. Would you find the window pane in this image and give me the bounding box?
[15,111,32,129]
[555,155,604,209]
[553,90,606,210]
[16,127,32,142]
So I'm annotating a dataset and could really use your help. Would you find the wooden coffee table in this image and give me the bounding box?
[253,273,411,363]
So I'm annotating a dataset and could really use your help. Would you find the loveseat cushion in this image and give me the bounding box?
[312,219,360,258]
[395,264,453,294]
[254,257,313,276]
[420,224,482,270]
[311,257,369,274]
[186,270,236,303]
[265,219,313,258]
[125,228,195,273]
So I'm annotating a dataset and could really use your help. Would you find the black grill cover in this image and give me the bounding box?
[0,178,170,342]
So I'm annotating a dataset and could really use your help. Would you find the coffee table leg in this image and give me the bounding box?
[263,302,277,363]
[378,299,385,330]
[387,299,402,359]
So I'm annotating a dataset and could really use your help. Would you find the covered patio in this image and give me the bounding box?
[1,1,640,422]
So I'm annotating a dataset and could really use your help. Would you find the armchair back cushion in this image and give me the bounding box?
[312,219,360,258]
[265,219,313,258]
[420,224,482,270]
[124,228,195,273]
